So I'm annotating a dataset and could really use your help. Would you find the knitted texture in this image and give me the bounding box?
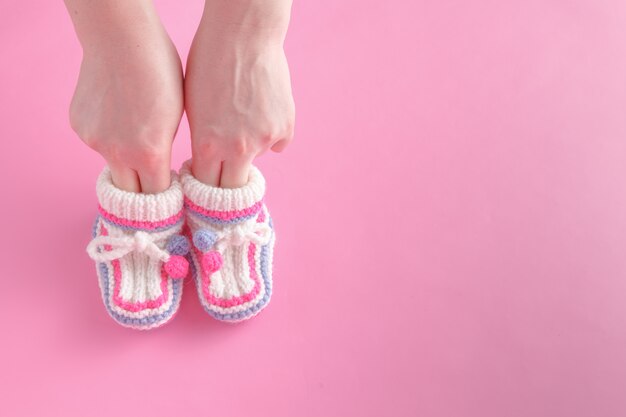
[179,160,276,322]
[86,167,187,330]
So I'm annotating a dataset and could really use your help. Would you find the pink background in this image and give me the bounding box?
[1,1,626,416]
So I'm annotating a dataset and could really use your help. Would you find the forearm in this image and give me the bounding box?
[200,0,293,44]
[63,0,162,54]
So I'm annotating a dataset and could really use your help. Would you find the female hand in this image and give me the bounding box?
[67,2,184,193]
[184,1,295,188]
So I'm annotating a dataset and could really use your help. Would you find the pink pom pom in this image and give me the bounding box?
[164,255,189,279]
[202,250,223,273]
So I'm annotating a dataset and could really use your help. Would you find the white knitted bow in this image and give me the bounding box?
[214,222,272,252]
[87,231,170,263]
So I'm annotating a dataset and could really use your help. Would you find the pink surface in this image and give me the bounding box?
[1,1,626,416]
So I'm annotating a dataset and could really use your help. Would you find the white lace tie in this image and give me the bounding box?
[214,222,272,252]
[87,231,170,263]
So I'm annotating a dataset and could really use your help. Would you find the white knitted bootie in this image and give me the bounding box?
[179,160,275,322]
[87,167,190,330]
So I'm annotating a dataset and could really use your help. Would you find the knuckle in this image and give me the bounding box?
[259,134,274,146]
[129,139,170,166]
[68,111,87,141]
[82,137,100,152]
[76,130,101,152]
[192,138,219,160]
[285,124,295,141]
[137,147,168,166]
[68,114,80,137]
[231,138,249,156]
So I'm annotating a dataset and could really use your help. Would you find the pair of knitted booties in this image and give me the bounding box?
[86,160,275,330]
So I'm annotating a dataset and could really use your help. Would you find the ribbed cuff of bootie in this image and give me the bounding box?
[96,166,184,228]
[179,160,265,221]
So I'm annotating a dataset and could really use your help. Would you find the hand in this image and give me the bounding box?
[185,14,295,188]
[68,21,184,193]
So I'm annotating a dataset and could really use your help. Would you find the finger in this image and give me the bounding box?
[107,161,141,193]
[191,153,222,187]
[137,161,172,194]
[271,138,291,153]
[220,158,252,188]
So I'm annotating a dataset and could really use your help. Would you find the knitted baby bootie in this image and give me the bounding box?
[87,167,189,330]
[179,160,276,322]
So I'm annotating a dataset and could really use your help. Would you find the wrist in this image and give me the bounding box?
[200,0,292,44]
[71,1,164,57]
[81,25,172,66]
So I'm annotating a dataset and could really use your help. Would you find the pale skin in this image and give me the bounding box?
[64,0,294,192]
